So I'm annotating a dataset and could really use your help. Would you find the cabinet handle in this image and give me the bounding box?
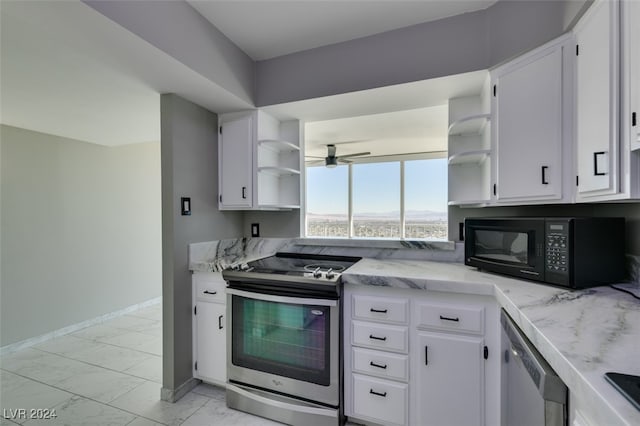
[370,308,388,313]
[425,346,429,365]
[369,334,387,341]
[203,290,217,295]
[242,186,247,199]
[439,315,460,322]
[369,361,388,369]
[218,315,223,330]
[541,166,549,185]
[369,389,387,398]
[593,152,606,176]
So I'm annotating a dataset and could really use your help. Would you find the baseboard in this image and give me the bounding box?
[0,296,161,356]
[161,377,201,403]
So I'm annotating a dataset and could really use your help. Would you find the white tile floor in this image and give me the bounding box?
[0,303,279,426]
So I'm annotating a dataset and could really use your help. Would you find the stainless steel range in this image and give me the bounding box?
[222,252,361,426]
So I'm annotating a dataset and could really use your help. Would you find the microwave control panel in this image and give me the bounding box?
[545,222,568,274]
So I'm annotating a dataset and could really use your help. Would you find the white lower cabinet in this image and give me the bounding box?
[344,285,498,426]
[192,272,227,386]
[414,332,484,426]
[194,301,226,384]
[352,374,408,426]
[352,347,409,382]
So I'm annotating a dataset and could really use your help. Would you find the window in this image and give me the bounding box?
[305,157,448,240]
[353,162,400,238]
[306,165,349,237]
[404,158,448,239]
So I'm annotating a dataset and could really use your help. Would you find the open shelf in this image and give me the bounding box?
[448,113,490,136]
[257,204,300,210]
[258,139,300,152]
[447,199,491,206]
[448,150,491,165]
[258,166,300,176]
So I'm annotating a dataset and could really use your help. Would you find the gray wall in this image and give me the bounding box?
[256,0,583,107]
[0,125,162,346]
[449,203,640,256]
[160,94,243,395]
[243,210,301,238]
[84,0,254,105]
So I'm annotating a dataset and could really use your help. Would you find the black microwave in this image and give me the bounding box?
[464,217,625,289]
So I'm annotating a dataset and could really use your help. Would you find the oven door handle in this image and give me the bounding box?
[226,288,338,307]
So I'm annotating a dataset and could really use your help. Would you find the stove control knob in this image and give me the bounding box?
[313,267,322,279]
[239,263,250,271]
[326,268,335,279]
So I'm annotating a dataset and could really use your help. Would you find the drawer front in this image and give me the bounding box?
[352,347,409,382]
[353,295,408,324]
[352,373,408,426]
[416,302,484,335]
[194,273,226,303]
[352,321,408,353]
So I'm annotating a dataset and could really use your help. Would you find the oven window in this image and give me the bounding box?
[231,296,331,386]
[474,230,529,265]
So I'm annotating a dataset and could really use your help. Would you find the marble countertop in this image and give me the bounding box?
[343,259,640,426]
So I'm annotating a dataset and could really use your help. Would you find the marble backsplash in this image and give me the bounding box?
[627,254,640,287]
[189,238,464,272]
[189,238,640,288]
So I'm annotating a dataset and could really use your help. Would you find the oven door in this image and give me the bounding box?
[226,287,340,407]
[465,218,545,281]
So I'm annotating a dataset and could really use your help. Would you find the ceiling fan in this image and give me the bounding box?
[305,144,371,168]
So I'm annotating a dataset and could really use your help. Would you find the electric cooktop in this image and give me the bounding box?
[222,252,362,288]
[605,372,640,411]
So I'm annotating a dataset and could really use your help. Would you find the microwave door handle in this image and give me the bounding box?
[469,257,539,274]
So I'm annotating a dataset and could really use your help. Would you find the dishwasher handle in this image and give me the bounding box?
[500,310,567,404]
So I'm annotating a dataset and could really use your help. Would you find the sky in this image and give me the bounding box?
[306,158,447,215]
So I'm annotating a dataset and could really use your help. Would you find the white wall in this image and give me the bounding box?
[0,125,162,347]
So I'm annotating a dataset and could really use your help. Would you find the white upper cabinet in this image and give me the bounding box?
[621,0,640,194]
[492,34,574,204]
[627,0,640,151]
[574,0,640,201]
[218,110,302,210]
[219,113,254,209]
[574,0,620,198]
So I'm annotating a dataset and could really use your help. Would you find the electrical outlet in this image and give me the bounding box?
[251,223,260,237]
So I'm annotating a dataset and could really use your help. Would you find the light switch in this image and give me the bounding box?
[181,197,191,216]
[251,223,260,237]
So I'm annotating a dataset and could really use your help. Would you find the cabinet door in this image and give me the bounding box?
[194,301,226,384]
[219,114,253,208]
[414,332,484,426]
[624,0,640,151]
[575,0,620,197]
[494,45,563,201]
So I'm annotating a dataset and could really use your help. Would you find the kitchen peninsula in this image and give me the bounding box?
[190,238,640,426]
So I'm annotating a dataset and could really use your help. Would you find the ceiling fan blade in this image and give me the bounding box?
[338,151,371,159]
[330,139,371,145]
[338,159,353,164]
[305,160,325,166]
[304,155,325,159]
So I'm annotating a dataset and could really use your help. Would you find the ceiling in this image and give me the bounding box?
[0,0,252,146]
[187,0,497,61]
[1,0,492,147]
[304,105,449,162]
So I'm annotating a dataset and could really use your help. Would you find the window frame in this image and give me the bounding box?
[304,151,447,240]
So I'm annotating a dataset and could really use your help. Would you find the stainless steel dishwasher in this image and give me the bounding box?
[500,309,568,426]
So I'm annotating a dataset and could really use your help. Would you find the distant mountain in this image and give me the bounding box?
[307,210,447,222]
